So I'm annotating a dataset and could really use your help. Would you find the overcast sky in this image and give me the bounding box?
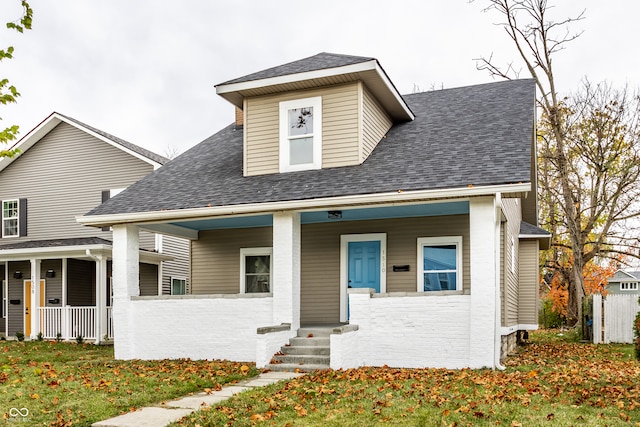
[1,0,639,157]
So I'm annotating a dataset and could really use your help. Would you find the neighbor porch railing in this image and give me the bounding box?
[38,306,113,341]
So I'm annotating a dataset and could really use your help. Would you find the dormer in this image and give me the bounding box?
[215,53,414,177]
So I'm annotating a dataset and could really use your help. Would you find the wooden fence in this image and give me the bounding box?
[592,294,640,344]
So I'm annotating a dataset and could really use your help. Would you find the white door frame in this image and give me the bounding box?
[339,233,387,322]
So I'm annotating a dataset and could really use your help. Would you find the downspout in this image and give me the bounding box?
[494,193,506,370]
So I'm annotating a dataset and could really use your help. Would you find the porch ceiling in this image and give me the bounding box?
[162,201,469,232]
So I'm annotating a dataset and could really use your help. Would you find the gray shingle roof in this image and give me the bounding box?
[520,221,551,236]
[58,113,168,165]
[0,237,112,250]
[87,79,535,216]
[217,52,375,86]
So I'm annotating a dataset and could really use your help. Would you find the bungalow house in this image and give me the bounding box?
[0,113,189,342]
[77,53,550,369]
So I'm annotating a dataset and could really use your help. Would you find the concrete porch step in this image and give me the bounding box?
[297,326,334,338]
[266,362,330,373]
[281,345,330,356]
[271,354,329,365]
[289,336,329,346]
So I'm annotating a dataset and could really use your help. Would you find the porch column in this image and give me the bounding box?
[272,212,301,330]
[94,255,107,344]
[29,258,41,339]
[112,224,140,359]
[468,196,500,368]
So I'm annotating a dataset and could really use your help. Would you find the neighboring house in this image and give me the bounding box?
[606,270,640,295]
[78,53,550,369]
[0,113,189,342]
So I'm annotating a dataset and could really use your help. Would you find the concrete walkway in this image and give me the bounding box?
[92,371,305,427]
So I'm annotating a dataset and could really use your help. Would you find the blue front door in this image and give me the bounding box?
[348,241,381,292]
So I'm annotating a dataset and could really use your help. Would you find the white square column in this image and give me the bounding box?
[94,254,108,344]
[272,212,301,330]
[112,224,140,359]
[29,258,41,339]
[468,196,501,368]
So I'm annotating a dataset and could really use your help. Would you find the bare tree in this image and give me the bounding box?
[475,0,640,325]
[162,145,181,160]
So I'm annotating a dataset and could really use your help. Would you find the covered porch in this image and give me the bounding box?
[0,237,170,342]
[104,194,508,369]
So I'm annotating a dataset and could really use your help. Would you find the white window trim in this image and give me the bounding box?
[170,277,187,295]
[279,96,322,172]
[620,281,638,291]
[417,236,463,292]
[240,247,273,294]
[2,199,19,238]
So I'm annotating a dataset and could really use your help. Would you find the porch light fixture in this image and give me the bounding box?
[46,269,55,278]
[328,210,342,219]
[13,271,22,279]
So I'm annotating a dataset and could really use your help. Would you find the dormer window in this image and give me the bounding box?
[279,96,322,172]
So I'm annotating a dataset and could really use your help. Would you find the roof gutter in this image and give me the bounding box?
[77,182,531,228]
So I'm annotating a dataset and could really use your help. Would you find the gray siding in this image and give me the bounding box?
[0,122,155,244]
[160,235,190,295]
[0,263,5,333]
[7,260,29,336]
[42,259,63,308]
[139,263,159,296]
[67,259,95,306]
[518,240,539,324]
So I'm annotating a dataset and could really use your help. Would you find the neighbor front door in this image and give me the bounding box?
[24,279,45,336]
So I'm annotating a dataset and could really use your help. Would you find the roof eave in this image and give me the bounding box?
[0,243,172,263]
[77,182,530,228]
[215,59,414,122]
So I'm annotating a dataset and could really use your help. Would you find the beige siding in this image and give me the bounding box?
[500,222,505,325]
[190,227,272,294]
[301,215,470,324]
[139,263,159,296]
[190,215,469,325]
[160,235,190,295]
[244,83,360,176]
[502,198,522,327]
[518,240,540,325]
[361,85,393,162]
[0,122,156,243]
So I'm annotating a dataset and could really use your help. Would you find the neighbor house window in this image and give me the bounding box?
[620,282,638,291]
[2,199,19,238]
[171,277,187,295]
[240,247,272,293]
[279,96,322,172]
[417,236,463,292]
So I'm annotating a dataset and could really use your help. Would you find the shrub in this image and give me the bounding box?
[55,332,63,343]
[36,332,44,341]
[539,297,566,328]
[15,331,25,341]
[75,335,84,344]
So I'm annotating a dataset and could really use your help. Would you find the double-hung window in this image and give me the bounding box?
[620,282,638,291]
[2,199,19,238]
[240,247,272,293]
[279,96,322,172]
[417,236,463,292]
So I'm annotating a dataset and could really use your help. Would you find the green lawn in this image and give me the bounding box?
[173,330,640,426]
[0,340,257,426]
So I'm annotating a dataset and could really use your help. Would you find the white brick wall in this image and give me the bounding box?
[118,295,274,361]
[256,328,296,368]
[340,291,473,369]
